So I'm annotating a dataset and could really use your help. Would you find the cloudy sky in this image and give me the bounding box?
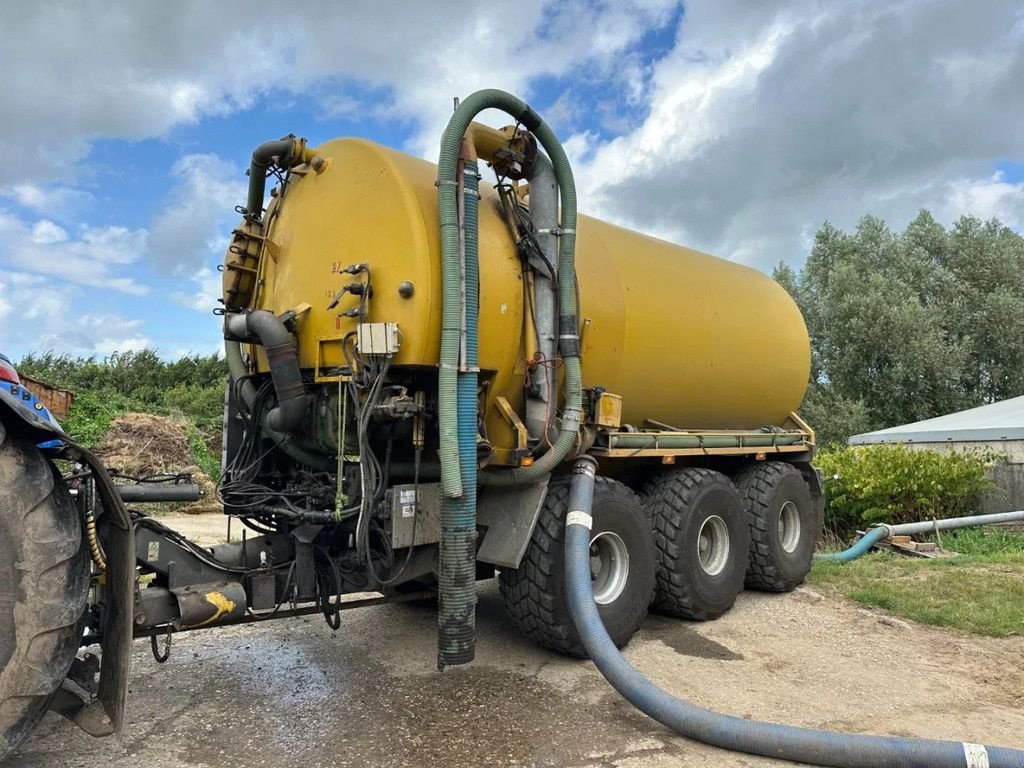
[1,0,1022,359]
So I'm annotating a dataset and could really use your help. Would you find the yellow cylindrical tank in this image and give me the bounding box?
[239,138,810,452]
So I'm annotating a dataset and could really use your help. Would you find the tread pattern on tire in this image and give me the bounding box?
[499,478,578,655]
[0,432,89,760]
[734,461,807,592]
[499,476,650,657]
[644,467,740,620]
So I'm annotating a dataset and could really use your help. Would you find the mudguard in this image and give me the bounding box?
[0,386,62,442]
[0,388,135,739]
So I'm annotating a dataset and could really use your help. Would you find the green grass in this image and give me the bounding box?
[185,423,221,484]
[809,528,1024,637]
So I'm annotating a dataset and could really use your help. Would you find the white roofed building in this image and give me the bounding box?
[849,396,1024,514]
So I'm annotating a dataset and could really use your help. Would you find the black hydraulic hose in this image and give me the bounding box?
[246,137,295,220]
[562,456,1024,768]
[225,311,308,434]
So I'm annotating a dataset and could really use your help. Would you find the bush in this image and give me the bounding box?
[816,444,996,537]
[19,349,226,439]
[64,390,135,447]
[163,382,225,431]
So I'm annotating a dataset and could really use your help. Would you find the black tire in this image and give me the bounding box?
[735,461,819,592]
[499,476,655,657]
[643,468,749,621]
[0,426,89,761]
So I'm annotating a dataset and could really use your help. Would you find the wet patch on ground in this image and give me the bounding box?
[644,618,744,660]
[168,630,663,768]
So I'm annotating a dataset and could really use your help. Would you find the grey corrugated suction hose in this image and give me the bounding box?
[563,456,1024,768]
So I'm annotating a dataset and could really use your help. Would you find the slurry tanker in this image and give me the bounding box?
[4,90,1018,767]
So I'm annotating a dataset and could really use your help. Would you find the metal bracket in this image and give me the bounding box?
[476,479,550,569]
[49,683,115,738]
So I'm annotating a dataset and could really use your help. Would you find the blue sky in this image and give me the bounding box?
[1,0,1023,360]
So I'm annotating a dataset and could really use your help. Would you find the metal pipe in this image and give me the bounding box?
[887,509,1024,536]
[225,310,308,434]
[523,152,558,444]
[562,457,1024,767]
[609,434,804,450]
[816,509,1024,562]
[246,137,296,220]
[116,484,201,503]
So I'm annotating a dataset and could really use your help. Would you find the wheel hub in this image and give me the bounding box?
[589,531,630,605]
[697,514,730,576]
[778,500,801,553]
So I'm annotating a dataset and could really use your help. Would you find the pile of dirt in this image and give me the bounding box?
[95,412,220,514]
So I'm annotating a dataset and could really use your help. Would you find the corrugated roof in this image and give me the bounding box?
[849,395,1024,444]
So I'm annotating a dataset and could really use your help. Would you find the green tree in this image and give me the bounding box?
[776,211,1024,445]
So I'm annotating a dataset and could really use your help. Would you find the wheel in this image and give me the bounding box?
[734,461,819,592]
[499,476,656,657]
[643,468,749,621]
[0,426,89,761]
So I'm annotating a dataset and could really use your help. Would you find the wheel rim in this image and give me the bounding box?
[778,500,801,553]
[590,531,630,605]
[697,515,730,576]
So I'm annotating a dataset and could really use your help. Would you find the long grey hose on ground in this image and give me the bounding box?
[563,456,1024,768]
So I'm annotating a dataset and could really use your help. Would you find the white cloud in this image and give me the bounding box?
[943,173,1024,227]
[0,1,678,184]
[0,271,158,357]
[149,153,243,272]
[569,0,1024,269]
[2,183,92,215]
[31,220,68,244]
[172,266,222,313]
[0,210,147,294]
[0,287,11,325]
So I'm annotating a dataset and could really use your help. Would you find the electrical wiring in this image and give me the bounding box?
[131,512,248,574]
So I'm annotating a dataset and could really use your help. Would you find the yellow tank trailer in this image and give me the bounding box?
[225,137,812,456]
[236,138,809,428]
[0,89,830,762]
[219,108,822,669]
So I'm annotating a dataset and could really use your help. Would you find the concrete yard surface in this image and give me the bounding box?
[11,519,1024,768]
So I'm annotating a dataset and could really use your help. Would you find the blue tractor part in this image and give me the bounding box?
[0,353,65,449]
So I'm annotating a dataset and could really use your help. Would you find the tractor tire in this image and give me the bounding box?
[499,476,655,657]
[0,426,89,761]
[643,468,749,621]
[735,461,819,593]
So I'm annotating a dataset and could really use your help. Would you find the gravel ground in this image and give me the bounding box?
[10,516,1024,768]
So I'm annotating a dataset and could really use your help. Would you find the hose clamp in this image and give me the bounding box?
[963,743,990,768]
[566,511,593,530]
